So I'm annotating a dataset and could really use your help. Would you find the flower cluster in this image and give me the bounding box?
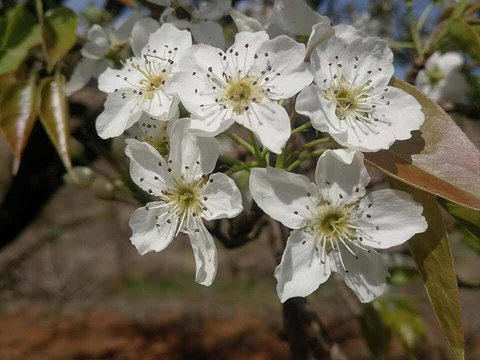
[86,0,430,302]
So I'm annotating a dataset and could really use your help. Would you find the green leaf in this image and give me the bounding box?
[365,78,480,211]
[377,298,425,354]
[447,19,480,64]
[0,4,42,75]
[360,302,391,358]
[438,198,480,252]
[42,7,78,72]
[388,267,419,286]
[38,73,73,172]
[0,76,38,174]
[390,179,465,360]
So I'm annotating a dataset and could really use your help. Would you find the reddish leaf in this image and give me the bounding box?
[365,78,480,211]
[390,180,464,360]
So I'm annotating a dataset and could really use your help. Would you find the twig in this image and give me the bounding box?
[268,220,350,360]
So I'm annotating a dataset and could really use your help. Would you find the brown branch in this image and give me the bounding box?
[210,201,267,249]
[269,220,350,360]
[405,56,425,85]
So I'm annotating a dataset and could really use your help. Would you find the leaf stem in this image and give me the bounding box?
[224,130,255,155]
[291,122,312,135]
[218,155,244,166]
[286,148,328,171]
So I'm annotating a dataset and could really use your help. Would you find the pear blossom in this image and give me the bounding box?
[126,118,243,286]
[296,30,424,152]
[230,4,333,60]
[416,51,467,103]
[249,149,427,303]
[113,109,179,160]
[96,24,192,139]
[146,0,231,48]
[268,0,329,37]
[65,11,143,96]
[166,31,313,154]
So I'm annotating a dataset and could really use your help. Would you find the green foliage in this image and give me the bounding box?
[42,7,78,72]
[0,4,42,75]
[438,198,480,254]
[361,297,424,358]
[447,19,480,64]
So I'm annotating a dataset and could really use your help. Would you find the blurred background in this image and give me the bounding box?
[0,0,479,359]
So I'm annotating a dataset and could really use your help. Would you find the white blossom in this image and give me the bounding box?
[269,0,329,37]
[113,109,180,160]
[230,9,264,33]
[149,0,231,48]
[296,28,424,152]
[126,118,243,286]
[249,149,427,303]
[65,11,143,96]
[166,31,313,154]
[416,51,467,103]
[96,24,192,139]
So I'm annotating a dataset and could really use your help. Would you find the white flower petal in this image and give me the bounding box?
[130,17,160,58]
[139,89,177,118]
[168,118,220,179]
[442,71,468,103]
[190,21,225,49]
[249,167,318,229]
[142,23,192,61]
[315,149,370,203]
[275,230,331,303]
[230,9,264,32]
[333,24,368,44]
[367,86,424,142]
[295,84,342,135]
[226,31,269,74]
[188,218,217,286]
[129,201,178,255]
[189,110,235,136]
[193,0,231,20]
[427,51,463,74]
[354,189,428,250]
[97,65,143,93]
[272,0,329,36]
[234,101,290,154]
[306,22,335,60]
[266,23,288,39]
[201,173,243,221]
[95,91,143,139]
[160,7,192,29]
[253,35,313,100]
[65,58,112,96]
[329,243,388,303]
[110,10,144,45]
[331,86,425,152]
[81,24,109,59]
[124,139,175,193]
[342,37,394,89]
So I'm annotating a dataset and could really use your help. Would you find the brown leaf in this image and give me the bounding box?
[390,179,464,360]
[365,78,480,211]
[38,73,72,172]
[0,76,38,174]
